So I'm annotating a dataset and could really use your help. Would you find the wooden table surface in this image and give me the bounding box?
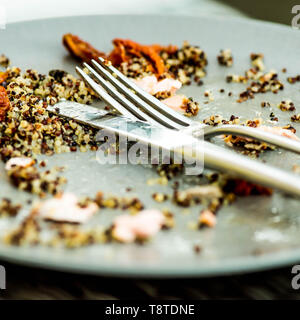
[0,262,298,300]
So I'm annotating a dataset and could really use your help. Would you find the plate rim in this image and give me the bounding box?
[0,245,299,278]
[5,12,298,33]
[1,13,300,278]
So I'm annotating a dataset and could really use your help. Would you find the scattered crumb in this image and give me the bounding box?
[0,198,22,217]
[277,100,295,112]
[217,49,233,67]
[204,90,214,101]
[261,101,271,108]
[193,244,202,254]
[287,75,300,84]
[6,162,67,197]
[152,193,168,203]
[250,53,265,71]
[291,114,300,122]
[0,54,10,68]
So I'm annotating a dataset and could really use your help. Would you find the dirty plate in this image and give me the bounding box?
[0,15,300,277]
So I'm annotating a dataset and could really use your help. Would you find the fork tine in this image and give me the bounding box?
[75,67,136,120]
[82,63,165,127]
[97,57,192,127]
[90,60,185,130]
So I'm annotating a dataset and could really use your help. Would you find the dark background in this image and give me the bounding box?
[219,0,299,25]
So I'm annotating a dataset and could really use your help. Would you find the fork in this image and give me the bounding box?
[73,58,300,197]
[77,57,300,154]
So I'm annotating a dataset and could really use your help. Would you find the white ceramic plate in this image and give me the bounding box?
[0,15,300,277]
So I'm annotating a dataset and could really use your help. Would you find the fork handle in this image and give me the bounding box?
[203,125,300,154]
[181,141,300,197]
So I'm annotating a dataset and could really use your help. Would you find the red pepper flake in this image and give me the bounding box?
[0,86,11,121]
[0,71,8,85]
[224,178,273,196]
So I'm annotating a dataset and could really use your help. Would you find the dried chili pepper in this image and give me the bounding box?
[109,38,175,76]
[62,33,106,63]
[62,34,177,77]
[0,86,11,121]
